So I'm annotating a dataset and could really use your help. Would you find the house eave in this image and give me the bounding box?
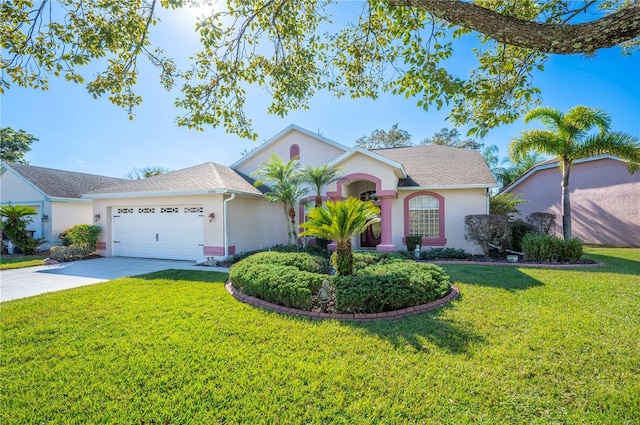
[398,183,497,191]
[48,197,92,204]
[82,188,264,200]
[500,154,626,194]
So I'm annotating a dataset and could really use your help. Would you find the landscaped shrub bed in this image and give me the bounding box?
[334,261,451,313]
[229,252,331,310]
[351,251,407,269]
[49,246,91,262]
[229,244,329,264]
[234,250,330,274]
[522,233,583,263]
[230,251,452,314]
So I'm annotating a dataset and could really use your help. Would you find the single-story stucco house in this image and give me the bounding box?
[500,155,640,247]
[0,162,129,248]
[84,125,497,261]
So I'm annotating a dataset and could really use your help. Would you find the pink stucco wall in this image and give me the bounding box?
[507,157,640,247]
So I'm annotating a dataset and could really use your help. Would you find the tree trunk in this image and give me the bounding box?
[389,0,640,54]
[288,205,297,245]
[334,240,354,276]
[561,160,572,241]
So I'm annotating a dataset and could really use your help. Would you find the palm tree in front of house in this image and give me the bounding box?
[251,153,308,245]
[301,164,343,208]
[299,197,380,275]
[510,106,640,240]
[265,181,309,245]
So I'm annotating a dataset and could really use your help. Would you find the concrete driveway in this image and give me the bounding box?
[0,257,229,302]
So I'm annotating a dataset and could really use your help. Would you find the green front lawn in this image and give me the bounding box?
[1,247,638,423]
[0,254,47,270]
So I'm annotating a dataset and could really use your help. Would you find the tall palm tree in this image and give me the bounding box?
[510,106,640,240]
[265,182,309,245]
[251,153,308,245]
[299,197,380,275]
[300,164,343,207]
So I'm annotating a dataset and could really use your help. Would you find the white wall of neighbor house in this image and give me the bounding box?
[394,188,489,253]
[234,130,346,176]
[226,196,289,253]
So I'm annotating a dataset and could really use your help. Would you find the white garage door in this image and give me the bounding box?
[112,206,204,260]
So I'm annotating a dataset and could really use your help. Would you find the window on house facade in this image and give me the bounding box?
[290,144,300,160]
[408,195,440,238]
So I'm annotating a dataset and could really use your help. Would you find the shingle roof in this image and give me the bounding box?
[85,162,264,196]
[373,145,496,187]
[4,163,129,198]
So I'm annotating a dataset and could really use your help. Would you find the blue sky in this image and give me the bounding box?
[2,2,639,178]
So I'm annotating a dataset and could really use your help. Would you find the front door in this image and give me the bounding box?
[361,220,382,247]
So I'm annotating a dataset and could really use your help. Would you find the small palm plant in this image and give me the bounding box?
[0,204,43,254]
[299,197,380,275]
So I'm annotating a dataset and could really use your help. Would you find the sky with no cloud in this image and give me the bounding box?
[3,2,639,178]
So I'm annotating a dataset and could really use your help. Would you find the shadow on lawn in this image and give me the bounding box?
[438,264,544,291]
[582,253,640,275]
[349,303,484,355]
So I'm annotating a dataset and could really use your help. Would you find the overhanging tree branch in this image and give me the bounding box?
[389,0,640,54]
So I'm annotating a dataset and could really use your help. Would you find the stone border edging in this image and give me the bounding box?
[430,260,604,268]
[225,281,460,321]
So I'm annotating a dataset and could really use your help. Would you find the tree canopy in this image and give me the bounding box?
[0,127,39,164]
[2,1,639,139]
[355,123,412,150]
[420,127,482,150]
[125,166,172,180]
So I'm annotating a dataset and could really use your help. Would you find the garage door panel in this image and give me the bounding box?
[112,205,204,260]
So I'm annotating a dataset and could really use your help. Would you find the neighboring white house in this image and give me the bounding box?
[84,125,497,261]
[0,162,128,248]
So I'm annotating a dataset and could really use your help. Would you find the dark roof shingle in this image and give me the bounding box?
[5,163,129,198]
[85,162,264,195]
[373,145,496,187]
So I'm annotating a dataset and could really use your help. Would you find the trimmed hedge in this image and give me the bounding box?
[49,246,91,262]
[522,233,583,263]
[230,251,452,314]
[229,252,330,310]
[230,244,329,264]
[510,220,537,253]
[352,252,407,270]
[234,251,330,274]
[333,262,450,314]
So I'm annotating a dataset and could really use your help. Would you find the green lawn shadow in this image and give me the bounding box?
[347,302,483,355]
[438,263,544,291]
[582,253,640,275]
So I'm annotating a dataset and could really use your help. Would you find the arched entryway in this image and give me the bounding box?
[359,189,381,248]
[327,173,397,250]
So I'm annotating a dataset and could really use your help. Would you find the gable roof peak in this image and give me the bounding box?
[230,124,349,169]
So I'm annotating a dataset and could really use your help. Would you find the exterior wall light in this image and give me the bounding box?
[41,214,49,222]
[94,214,101,222]
[208,212,215,222]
